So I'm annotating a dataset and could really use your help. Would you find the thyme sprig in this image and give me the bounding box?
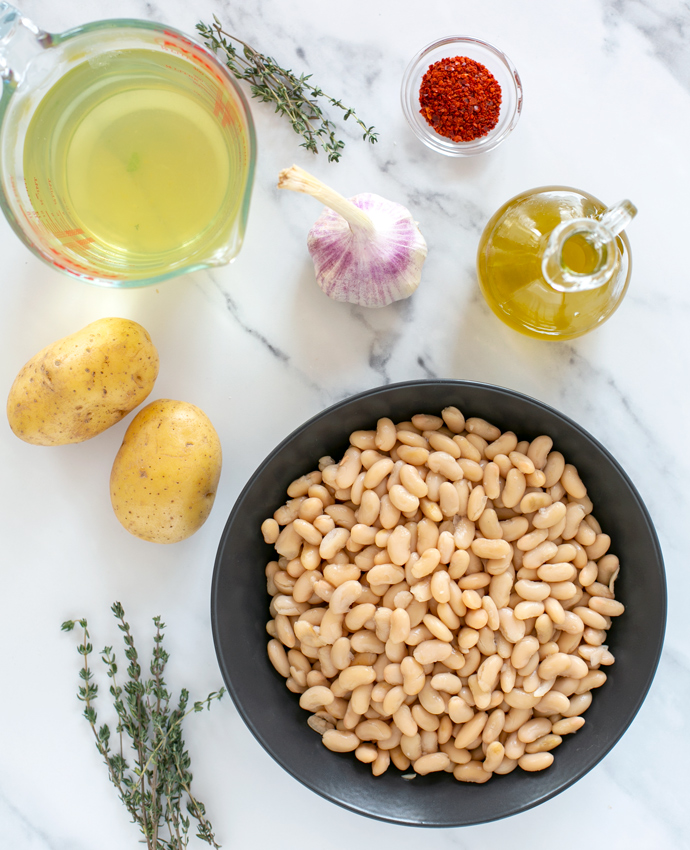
[62,602,225,850]
[196,16,378,162]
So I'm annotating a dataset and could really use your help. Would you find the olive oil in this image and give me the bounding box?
[23,49,248,278]
[477,188,631,340]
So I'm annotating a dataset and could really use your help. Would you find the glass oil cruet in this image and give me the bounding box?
[476,187,637,340]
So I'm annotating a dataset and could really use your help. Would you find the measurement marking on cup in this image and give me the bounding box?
[213,90,234,128]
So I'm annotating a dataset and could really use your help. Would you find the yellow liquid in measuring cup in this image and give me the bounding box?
[23,49,248,279]
[476,188,630,340]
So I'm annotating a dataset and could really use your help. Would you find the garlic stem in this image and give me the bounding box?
[278,165,376,237]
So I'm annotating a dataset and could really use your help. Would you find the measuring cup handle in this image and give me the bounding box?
[0,3,48,86]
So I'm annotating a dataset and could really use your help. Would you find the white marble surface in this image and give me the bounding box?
[1,0,689,847]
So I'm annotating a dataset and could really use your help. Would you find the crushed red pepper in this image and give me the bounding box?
[419,56,502,142]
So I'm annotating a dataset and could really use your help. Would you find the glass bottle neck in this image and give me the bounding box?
[542,199,637,293]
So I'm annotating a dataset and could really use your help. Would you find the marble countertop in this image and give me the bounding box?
[1,0,688,847]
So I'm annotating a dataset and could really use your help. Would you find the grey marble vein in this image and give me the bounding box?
[604,0,690,92]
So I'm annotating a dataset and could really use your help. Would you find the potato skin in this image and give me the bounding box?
[110,399,222,544]
[7,317,159,445]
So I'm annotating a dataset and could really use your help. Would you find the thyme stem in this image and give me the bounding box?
[62,604,225,850]
[196,16,378,162]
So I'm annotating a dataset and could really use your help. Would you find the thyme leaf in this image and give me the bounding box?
[62,603,224,850]
[196,16,378,162]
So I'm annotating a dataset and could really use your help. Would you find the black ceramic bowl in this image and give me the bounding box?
[212,380,666,826]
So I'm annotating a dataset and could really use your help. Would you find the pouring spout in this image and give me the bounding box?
[0,3,49,86]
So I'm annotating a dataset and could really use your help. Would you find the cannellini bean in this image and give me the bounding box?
[535,690,571,715]
[526,435,553,470]
[465,417,500,441]
[388,484,420,513]
[563,503,587,540]
[329,580,363,614]
[400,733,423,762]
[267,639,290,677]
[299,686,335,712]
[286,472,320,499]
[355,743,378,764]
[537,562,577,582]
[355,719,393,742]
[525,734,562,753]
[457,457,483,481]
[453,761,492,783]
[261,518,280,544]
[482,465,501,503]
[417,682,446,716]
[411,703,441,732]
[411,547,441,579]
[428,451,463,481]
[518,752,554,772]
[393,704,418,738]
[476,654,503,693]
[510,636,539,670]
[515,579,551,601]
[338,665,376,691]
[367,563,405,586]
[454,711,489,749]
[401,656,425,696]
[562,691,593,717]
[357,490,380,526]
[414,639,453,665]
[441,406,465,433]
[390,607,411,643]
[319,527,349,560]
[322,729,360,752]
[522,541,558,570]
[467,485,488,521]
[335,447,362,490]
[532,500,567,529]
[503,688,540,709]
[427,431,461,457]
[502,468,527,508]
[422,614,454,642]
[552,716,586,735]
[471,538,512,559]
[498,608,525,643]
[375,417,397,452]
[561,464,587,498]
[589,596,625,617]
[414,752,452,775]
[485,431,518,460]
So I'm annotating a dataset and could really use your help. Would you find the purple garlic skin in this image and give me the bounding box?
[307,193,428,308]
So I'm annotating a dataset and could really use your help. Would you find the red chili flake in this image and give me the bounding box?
[419,56,502,142]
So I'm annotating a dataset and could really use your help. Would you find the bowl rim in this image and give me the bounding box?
[400,36,524,156]
[211,378,667,826]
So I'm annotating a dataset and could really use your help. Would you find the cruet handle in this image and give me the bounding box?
[598,199,638,237]
[0,3,49,87]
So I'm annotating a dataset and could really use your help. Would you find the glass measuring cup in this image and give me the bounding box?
[477,187,636,340]
[0,4,256,286]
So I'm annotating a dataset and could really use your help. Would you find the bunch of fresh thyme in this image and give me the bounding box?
[197,16,378,162]
[62,603,224,850]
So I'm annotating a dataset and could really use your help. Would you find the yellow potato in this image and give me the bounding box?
[7,317,159,445]
[110,399,222,544]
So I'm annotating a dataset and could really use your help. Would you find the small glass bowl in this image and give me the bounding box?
[401,36,523,156]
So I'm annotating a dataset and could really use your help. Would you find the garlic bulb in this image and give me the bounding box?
[278,165,428,308]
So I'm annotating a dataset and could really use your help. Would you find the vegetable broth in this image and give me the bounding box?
[23,49,246,276]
